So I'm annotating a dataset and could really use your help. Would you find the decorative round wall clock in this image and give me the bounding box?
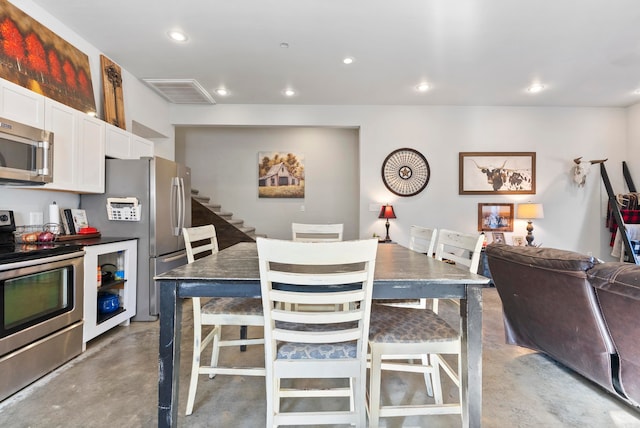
[381,148,430,196]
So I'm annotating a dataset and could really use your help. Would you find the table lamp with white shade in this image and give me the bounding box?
[517,203,544,246]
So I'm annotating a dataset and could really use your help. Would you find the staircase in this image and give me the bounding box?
[191,189,265,247]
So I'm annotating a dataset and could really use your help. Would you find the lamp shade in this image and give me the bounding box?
[517,203,544,219]
[378,204,397,219]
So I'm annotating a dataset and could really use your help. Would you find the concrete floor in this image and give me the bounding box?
[1,288,640,427]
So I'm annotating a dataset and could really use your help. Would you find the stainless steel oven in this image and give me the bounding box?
[0,210,83,402]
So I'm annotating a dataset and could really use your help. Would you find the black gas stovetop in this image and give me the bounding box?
[0,210,83,265]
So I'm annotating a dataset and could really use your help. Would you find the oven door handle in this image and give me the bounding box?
[0,250,85,272]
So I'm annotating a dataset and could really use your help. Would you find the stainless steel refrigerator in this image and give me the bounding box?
[81,156,191,321]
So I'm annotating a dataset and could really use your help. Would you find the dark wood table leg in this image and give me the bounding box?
[158,280,182,428]
[460,284,483,428]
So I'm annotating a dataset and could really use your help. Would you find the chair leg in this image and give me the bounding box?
[431,353,444,404]
[421,354,434,397]
[368,345,383,428]
[208,325,222,379]
[186,321,203,416]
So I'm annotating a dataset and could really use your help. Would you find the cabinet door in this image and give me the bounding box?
[131,135,154,159]
[105,123,131,159]
[77,114,105,193]
[0,79,45,128]
[44,99,77,190]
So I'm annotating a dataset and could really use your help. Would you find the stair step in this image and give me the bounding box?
[193,195,210,204]
[191,188,199,195]
[204,203,221,211]
[227,219,244,227]
[216,211,233,220]
[239,226,255,235]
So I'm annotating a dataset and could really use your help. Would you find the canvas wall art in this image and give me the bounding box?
[459,152,536,195]
[258,152,305,198]
[0,0,96,113]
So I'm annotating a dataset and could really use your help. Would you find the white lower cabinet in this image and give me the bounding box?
[82,239,137,347]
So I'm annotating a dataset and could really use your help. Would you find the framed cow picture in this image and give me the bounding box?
[459,152,536,195]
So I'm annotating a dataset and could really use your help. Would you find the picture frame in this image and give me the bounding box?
[491,232,506,244]
[459,152,536,195]
[478,203,514,232]
[512,235,526,246]
[258,151,305,198]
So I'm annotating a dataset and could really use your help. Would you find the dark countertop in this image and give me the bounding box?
[69,236,138,247]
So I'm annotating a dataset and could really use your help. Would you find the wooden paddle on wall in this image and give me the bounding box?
[100,55,126,130]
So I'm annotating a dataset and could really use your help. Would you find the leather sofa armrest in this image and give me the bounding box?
[486,243,597,272]
[588,263,640,301]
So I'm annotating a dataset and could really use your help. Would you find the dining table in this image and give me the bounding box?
[155,241,489,428]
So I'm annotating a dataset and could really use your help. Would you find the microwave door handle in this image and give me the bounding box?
[37,140,51,176]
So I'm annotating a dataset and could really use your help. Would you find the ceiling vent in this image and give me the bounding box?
[142,78,216,104]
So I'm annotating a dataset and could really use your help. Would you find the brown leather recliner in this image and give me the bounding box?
[486,243,618,396]
[588,263,640,406]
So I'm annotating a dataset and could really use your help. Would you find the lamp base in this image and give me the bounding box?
[384,220,391,242]
[525,221,535,246]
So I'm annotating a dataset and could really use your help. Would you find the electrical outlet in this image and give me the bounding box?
[300,205,305,212]
[29,211,43,225]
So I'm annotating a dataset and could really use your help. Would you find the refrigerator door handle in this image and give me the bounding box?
[171,177,180,236]
[178,177,186,232]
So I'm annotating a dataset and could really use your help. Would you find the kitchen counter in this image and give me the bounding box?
[66,236,139,247]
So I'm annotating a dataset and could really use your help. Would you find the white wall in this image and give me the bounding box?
[172,104,627,260]
[176,126,359,240]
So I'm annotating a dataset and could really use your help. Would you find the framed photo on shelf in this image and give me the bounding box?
[459,152,536,195]
[478,203,514,232]
[512,235,526,246]
[491,232,506,244]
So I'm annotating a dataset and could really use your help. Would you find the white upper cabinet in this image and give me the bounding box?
[105,122,131,159]
[0,79,44,128]
[131,135,154,159]
[106,122,154,159]
[76,113,105,193]
[43,98,105,193]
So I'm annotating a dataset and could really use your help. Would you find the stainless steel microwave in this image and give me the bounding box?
[0,116,53,185]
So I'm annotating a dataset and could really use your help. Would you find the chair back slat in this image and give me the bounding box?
[183,225,219,263]
[434,228,484,272]
[409,225,438,257]
[292,223,344,242]
[257,237,377,349]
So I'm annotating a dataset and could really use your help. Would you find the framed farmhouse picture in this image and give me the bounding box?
[258,152,305,198]
[478,203,514,232]
[459,152,536,195]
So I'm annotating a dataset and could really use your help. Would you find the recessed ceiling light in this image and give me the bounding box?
[167,30,188,42]
[634,88,640,95]
[283,88,296,97]
[280,42,290,49]
[527,83,545,93]
[215,88,228,96]
[416,82,430,92]
[343,57,354,65]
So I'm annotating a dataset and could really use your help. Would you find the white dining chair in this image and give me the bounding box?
[381,225,438,310]
[257,237,378,427]
[433,228,484,312]
[291,222,344,242]
[367,229,483,427]
[183,225,265,416]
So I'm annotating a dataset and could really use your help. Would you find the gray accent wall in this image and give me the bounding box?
[176,126,359,240]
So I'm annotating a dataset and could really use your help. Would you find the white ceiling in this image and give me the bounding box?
[30,0,640,107]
